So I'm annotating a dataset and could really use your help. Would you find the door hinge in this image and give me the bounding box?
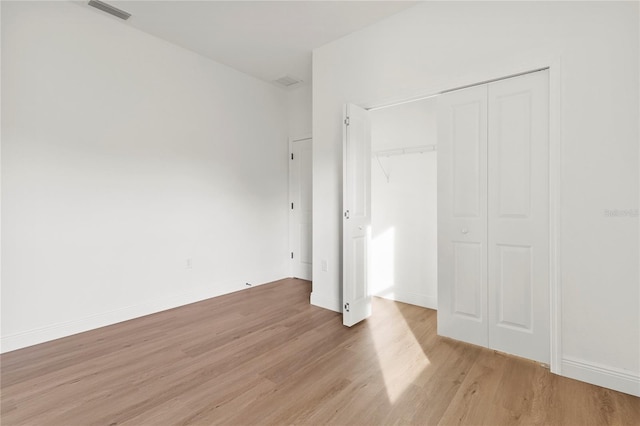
[344,210,350,219]
[291,252,294,259]
[344,303,350,312]
[291,153,294,160]
[291,202,294,209]
[344,117,350,126]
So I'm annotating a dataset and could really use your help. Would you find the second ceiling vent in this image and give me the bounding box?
[274,75,303,88]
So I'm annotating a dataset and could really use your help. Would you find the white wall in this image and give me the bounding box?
[312,1,639,395]
[370,99,437,309]
[287,84,312,138]
[1,1,289,352]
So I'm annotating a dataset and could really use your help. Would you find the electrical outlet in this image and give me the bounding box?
[321,260,328,272]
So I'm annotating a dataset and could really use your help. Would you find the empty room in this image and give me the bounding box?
[1,1,639,425]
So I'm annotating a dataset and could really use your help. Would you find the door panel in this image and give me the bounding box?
[343,103,372,327]
[488,71,549,363]
[291,138,312,280]
[351,236,366,300]
[452,242,483,319]
[496,91,532,218]
[437,86,489,347]
[353,129,368,217]
[452,102,483,218]
[496,244,533,330]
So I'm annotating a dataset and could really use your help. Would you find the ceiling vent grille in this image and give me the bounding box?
[88,0,131,20]
[274,75,303,88]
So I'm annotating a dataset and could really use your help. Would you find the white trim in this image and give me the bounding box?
[548,58,563,375]
[562,357,640,397]
[375,289,437,310]
[368,93,440,112]
[291,133,312,143]
[0,276,283,354]
[310,292,341,313]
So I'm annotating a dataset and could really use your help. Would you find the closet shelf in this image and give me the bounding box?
[374,144,436,183]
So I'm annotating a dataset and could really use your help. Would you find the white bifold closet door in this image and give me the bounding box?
[437,85,489,347]
[437,70,549,364]
[342,103,372,327]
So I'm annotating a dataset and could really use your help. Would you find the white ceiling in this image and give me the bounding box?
[92,1,417,87]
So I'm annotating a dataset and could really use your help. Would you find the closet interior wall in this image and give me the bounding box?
[370,98,438,310]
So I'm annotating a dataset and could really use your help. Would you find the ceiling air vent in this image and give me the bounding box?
[87,0,131,21]
[274,75,303,88]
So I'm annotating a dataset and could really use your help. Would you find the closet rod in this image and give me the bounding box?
[441,67,548,95]
[367,67,548,111]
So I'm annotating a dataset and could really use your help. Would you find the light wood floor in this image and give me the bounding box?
[1,278,638,425]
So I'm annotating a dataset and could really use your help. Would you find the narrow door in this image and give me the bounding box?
[290,137,312,280]
[437,86,489,347]
[343,103,372,326]
[487,71,550,363]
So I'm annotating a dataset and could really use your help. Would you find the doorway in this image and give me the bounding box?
[290,137,312,280]
[342,69,553,365]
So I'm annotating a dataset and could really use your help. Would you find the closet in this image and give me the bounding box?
[437,70,550,363]
[370,99,438,311]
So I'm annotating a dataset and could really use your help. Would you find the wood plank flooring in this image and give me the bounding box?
[1,278,638,425]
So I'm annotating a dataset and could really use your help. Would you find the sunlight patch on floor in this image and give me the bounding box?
[368,299,430,403]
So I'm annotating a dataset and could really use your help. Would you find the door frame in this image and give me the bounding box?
[348,58,563,374]
[289,134,313,279]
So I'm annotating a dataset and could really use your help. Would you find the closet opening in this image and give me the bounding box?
[342,67,556,368]
[369,98,439,312]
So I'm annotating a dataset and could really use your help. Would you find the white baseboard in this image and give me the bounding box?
[375,289,437,310]
[0,276,283,354]
[561,356,640,397]
[310,289,437,314]
[310,292,341,313]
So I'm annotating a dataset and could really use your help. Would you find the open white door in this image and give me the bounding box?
[437,85,489,347]
[342,103,372,326]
